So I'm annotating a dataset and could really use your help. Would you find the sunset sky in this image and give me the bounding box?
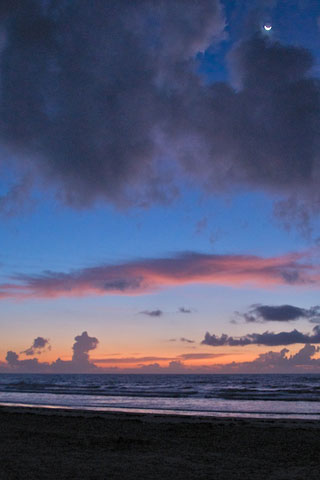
[1,0,320,373]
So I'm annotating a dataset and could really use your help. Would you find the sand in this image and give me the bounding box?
[0,406,319,479]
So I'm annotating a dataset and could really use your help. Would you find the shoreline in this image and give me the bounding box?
[1,403,320,425]
[0,405,320,479]
[1,400,320,421]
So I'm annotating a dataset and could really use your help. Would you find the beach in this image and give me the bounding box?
[0,406,319,479]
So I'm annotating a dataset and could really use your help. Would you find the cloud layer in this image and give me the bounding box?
[0,250,318,299]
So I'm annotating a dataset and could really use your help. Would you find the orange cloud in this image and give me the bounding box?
[0,250,318,300]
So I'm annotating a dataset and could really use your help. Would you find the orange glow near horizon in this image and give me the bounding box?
[4,346,262,369]
[3,342,320,372]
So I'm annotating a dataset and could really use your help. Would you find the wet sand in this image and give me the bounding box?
[0,406,319,479]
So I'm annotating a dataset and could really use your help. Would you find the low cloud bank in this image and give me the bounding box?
[2,330,320,373]
[93,344,320,374]
[5,331,98,373]
[214,344,320,374]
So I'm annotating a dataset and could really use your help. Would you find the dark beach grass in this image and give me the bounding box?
[0,406,319,479]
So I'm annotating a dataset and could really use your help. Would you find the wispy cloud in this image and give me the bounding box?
[0,250,317,300]
[93,353,223,364]
[168,337,195,344]
[178,353,223,360]
[180,337,195,344]
[139,309,163,317]
[178,307,193,314]
[93,356,174,364]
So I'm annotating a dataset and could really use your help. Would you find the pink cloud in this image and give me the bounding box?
[0,250,318,300]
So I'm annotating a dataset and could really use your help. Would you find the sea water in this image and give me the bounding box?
[0,373,320,419]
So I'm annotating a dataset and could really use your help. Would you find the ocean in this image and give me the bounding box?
[0,373,320,419]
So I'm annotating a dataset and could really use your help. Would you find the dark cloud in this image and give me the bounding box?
[239,304,320,323]
[21,336,50,356]
[202,325,320,347]
[5,351,19,366]
[0,2,318,227]
[5,350,48,372]
[71,331,99,366]
[0,0,224,208]
[179,307,192,314]
[290,343,320,364]
[140,309,163,317]
[180,337,195,344]
[182,36,320,213]
[168,337,195,344]
[0,250,316,299]
[0,0,22,19]
[166,34,320,232]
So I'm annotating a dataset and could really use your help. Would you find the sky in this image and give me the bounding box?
[1,0,320,374]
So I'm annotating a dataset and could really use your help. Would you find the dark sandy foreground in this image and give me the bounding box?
[0,407,319,480]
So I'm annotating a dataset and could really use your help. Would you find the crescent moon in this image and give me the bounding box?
[264,24,272,31]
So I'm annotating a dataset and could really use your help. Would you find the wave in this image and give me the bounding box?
[1,373,320,415]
